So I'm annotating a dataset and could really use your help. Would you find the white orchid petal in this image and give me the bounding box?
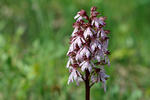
[101,29,106,37]
[74,14,80,19]
[66,59,70,68]
[77,16,83,21]
[91,20,94,25]
[84,27,93,38]
[95,21,99,28]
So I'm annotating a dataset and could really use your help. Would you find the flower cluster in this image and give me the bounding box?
[66,7,110,91]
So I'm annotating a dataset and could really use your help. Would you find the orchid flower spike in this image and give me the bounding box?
[66,6,111,92]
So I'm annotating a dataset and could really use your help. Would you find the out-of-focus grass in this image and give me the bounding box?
[0,0,150,100]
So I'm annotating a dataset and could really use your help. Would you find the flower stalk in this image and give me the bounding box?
[85,69,90,100]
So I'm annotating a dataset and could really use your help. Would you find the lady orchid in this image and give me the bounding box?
[66,6,111,100]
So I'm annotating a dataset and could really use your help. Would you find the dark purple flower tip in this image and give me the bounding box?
[73,21,82,28]
[101,36,109,42]
[94,68,101,73]
[72,63,79,68]
[74,45,80,51]
[95,60,106,65]
[99,24,104,28]
[68,51,76,57]
[104,30,110,34]
[104,50,111,55]
[76,30,84,36]
[79,9,87,16]
[91,6,97,11]
[85,23,91,27]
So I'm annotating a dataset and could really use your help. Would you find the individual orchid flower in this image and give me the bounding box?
[74,9,88,21]
[68,68,83,85]
[80,61,92,72]
[83,27,94,39]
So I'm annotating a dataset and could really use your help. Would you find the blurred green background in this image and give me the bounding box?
[0,0,150,100]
